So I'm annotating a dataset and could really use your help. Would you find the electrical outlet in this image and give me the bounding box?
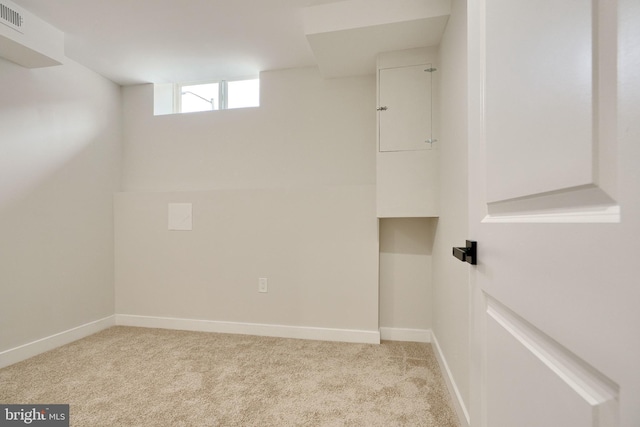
[258,278,268,293]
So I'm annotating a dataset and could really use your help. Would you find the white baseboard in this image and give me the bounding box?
[115,314,381,344]
[0,315,116,369]
[431,331,470,427]
[379,327,431,343]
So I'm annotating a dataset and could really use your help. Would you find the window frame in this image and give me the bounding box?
[175,77,258,113]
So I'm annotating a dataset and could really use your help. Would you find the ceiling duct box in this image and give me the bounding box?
[0,0,63,68]
[303,0,450,78]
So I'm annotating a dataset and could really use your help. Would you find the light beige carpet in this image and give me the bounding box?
[0,326,459,426]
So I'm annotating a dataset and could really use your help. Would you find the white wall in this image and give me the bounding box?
[376,48,439,338]
[122,67,375,191]
[379,218,436,332]
[115,187,378,334]
[116,67,380,338]
[0,57,122,352]
[432,0,470,422]
[376,47,440,218]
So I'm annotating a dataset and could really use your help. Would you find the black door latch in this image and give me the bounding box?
[452,240,477,265]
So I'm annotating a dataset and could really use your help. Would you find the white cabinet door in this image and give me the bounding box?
[378,64,433,152]
[468,1,639,426]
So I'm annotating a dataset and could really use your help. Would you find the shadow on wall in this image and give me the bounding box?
[379,217,437,255]
[0,57,121,351]
[0,58,121,214]
[0,132,120,351]
[378,217,438,331]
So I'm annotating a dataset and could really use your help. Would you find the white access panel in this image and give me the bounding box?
[378,64,433,152]
[168,203,192,231]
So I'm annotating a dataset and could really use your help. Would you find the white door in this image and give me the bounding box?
[378,64,433,152]
[467,1,639,426]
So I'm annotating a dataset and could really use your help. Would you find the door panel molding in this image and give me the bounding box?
[484,183,619,223]
[485,295,619,426]
[483,0,618,218]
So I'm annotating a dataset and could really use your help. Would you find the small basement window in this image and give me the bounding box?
[181,82,220,112]
[154,78,259,116]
